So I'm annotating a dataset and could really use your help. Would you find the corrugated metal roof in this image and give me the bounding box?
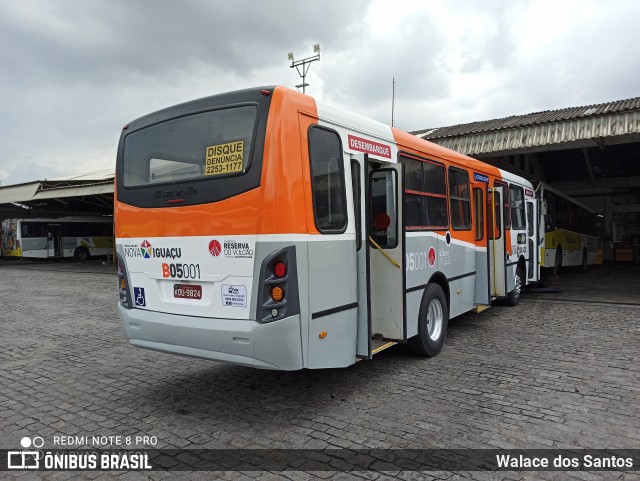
[0,182,41,204]
[413,96,640,139]
[413,96,640,155]
[0,180,113,204]
[32,182,113,200]
[51,169,114,182]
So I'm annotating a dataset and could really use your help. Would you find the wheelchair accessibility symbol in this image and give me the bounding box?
[134,287,146,307]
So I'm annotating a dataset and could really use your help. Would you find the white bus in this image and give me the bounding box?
[1,217,113,261]
[115,86,539,370]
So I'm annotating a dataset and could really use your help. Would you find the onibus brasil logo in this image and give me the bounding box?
[7,436,152,470]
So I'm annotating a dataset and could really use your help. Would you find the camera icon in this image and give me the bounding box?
[7,451,41,469]
[6,436,45,469]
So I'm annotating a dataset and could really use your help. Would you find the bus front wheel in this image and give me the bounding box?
[409,283,448,357]
[506,266,524,306]
[74,247,90,262]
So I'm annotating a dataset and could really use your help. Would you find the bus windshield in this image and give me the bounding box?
[123,105,258,187]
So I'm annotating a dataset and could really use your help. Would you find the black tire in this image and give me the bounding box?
[408,283,448,357]
[74,247,90,262]
[552,247,562,275]
[506,266,524,306]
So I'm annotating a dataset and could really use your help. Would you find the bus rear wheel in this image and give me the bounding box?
[74,247,90,262]
[409,283,448,357]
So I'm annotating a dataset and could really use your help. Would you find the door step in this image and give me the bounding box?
[371,340,397,355]
[473,305,490,313]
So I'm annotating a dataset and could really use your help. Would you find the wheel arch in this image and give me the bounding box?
[428,271,450,312]
[74,245,90,261]
[517,254,527,277]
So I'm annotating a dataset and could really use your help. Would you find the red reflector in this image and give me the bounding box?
[122,124,129,130]
[274,262,287,277]
[167,199,187,204]
[261,89,271,96]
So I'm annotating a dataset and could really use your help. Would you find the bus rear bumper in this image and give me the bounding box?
[118,303,303,370]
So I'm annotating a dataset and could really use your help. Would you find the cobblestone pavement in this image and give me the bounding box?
[1,260,639,480]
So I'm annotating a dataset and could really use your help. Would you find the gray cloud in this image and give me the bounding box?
[0,0,638,185]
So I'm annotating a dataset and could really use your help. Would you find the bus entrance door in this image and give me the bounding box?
[526,197,539,281]
[488,187,506,298]
[474,185,490,306]
[367,161,406,354]
[48,224,62,258]
[352,154,369,359]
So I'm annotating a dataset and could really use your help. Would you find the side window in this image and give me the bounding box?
[448,168,471,230]
[399,155,447,229]
[474,188,484,241]
[495,181,511,229]
[489,190,502,239]
[22,223,46,238]
[509,185,526,230]
[74,223,88,237]
[527,202,534,237]
[544,190,556,232]
[308,127,347,233]
[369,169,398,249]
[96,223,113,236]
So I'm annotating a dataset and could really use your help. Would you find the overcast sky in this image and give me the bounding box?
[1,0,639,185]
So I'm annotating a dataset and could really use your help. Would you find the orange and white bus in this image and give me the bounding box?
[115,86,539,370]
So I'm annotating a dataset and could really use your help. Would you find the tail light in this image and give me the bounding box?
[257,246,299,323]
[117,254,133,309]
[274,261,287,278]
[271,286,284,302]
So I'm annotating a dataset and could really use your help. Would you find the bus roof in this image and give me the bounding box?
[534,181,596,213]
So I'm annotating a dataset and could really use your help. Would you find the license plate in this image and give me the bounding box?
[173,284,202,299]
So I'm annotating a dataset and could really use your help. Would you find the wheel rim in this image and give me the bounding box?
[426,298,443,341]
[514,272,522,298]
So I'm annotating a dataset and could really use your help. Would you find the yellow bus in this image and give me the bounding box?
[536,182,598,274]
[1,217,113,261]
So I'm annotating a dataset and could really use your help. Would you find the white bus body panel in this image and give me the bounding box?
[118,236,256,320]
